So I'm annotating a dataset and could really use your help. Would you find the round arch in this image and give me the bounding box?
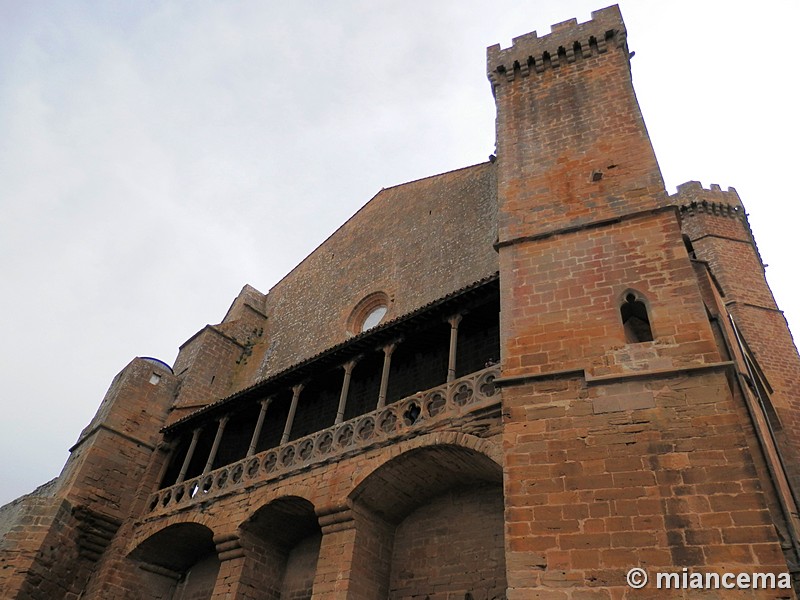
[239,495,319,549]
[126,521,221,600]
[236,495,323,600]
[128,522,215,574]
[127,513,216,557]
[349,433,502,524]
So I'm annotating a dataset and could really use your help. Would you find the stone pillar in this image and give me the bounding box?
[247,398,272,457]
[210,533,245,600]
[376,341,399,410]
[335,359,359,425]
[446,313,463,383]
[281,383,305,445]
[176,427,202,484]
[312,506,393,599]
[210,531,286,600]
[203,416,229,475]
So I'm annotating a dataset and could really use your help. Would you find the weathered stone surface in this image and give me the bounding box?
[3,6,799,599]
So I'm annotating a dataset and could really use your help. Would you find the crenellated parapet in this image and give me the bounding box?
[675,180,772,308]
[673,180,764,268]
[487,5,626,88]
[673,180,745,218]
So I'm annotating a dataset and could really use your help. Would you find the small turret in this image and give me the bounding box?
[675,180,800,488]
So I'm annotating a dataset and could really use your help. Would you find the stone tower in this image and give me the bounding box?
[489,5,800,595]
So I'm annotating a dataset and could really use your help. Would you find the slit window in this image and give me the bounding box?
[621,293,653,343]
[683,234,697,259]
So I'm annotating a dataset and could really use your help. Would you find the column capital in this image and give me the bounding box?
[317,505,356,534]
[342,356,362,374]
[213,532,244,561]
[156,439,178,453]
[447,313,463,328]
[381,338,403,356]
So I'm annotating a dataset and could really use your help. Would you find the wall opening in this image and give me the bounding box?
[621,292,653,343]
[239,496,322,600]
[127,523,220,600]
[349,444,506,599]
[159,429,215,488]
[682,234,697,259]
[213,402,261,469]
[344,351,383,420]
[386,323,449,404]
[288,369,341,441]
[455,295,501,378]
[389,484,505,600]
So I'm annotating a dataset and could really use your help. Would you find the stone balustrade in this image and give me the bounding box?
[145,365,500,516]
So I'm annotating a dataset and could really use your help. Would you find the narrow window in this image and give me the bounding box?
[621,293,653,343]
[682,234,697,259]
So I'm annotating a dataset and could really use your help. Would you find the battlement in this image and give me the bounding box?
[675,181,764,273]
[673,180,744,216]
[487,5,626,86]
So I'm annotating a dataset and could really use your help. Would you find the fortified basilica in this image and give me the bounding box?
[3,5,800,599]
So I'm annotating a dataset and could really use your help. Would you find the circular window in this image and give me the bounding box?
[361,305,387,331]
[348,292,390,334]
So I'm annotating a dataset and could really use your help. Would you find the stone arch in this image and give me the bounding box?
[350,431,502,497]
[241,481,320,516]
[126,522,220,600]
[348,437,506,599]
[127,512,215,554]
[236,495,322,599]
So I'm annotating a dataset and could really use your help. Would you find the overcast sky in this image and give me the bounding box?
[1,1,798,506]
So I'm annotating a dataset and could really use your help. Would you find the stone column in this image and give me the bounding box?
[247,398,272,457]
[335,359,359,425]
[203,416,229,475]
[175,427,202,484]
[281,383,305,445]
[446,313,463,383]
[376,341,399,410]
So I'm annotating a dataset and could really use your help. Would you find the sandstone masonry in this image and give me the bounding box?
[2,5,800,599]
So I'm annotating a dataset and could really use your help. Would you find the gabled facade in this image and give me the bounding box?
[2,5,800,599]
